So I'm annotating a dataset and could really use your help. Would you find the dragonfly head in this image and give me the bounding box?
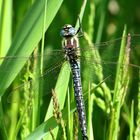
[60,24,77,38]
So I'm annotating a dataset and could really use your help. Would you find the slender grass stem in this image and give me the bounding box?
[130,100,134,140]
[109,26,130,140]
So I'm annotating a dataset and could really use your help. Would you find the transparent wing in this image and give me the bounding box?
[5,50,68,103]
[80,34,140,96]
[1,34,140,103]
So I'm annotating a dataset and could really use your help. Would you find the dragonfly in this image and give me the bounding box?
[60,24,88,139]
[0,25,140,139]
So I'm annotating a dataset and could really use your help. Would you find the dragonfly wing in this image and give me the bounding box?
[80,35,140,98]
[5,50,68,103]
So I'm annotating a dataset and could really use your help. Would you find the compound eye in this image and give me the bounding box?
[60,24,77,37]
[69,27,76,36]
[60,29,65,37]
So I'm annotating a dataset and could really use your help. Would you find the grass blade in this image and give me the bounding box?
[130,100,134,140]
[0,0,64,96]
[26,62,70,140]
[0,0,12,57]
[43,62,70,140]
[134,71,140,140]
[109,26,131,140]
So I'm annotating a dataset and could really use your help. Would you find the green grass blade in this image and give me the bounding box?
[43,62,70,140]
[0,0,12,57]
[109,26,131,140]
[31,0,48,131]
[25,101,76,140]
[87,84,94,140]
[0,0,64,96]
[134,71,140,139]
[95,0,108,44]
[66,89,72,140]
[0,1,12,140]
[26,62,70,140]
[0,102,8,140]
[130,100,134,140]
[75,0,87,29]
[87,0,95,40]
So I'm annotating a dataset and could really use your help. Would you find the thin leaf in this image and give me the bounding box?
[0,0,64,96]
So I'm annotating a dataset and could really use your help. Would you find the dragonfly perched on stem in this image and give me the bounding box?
[0,26,140,139]
[1,33,139,95]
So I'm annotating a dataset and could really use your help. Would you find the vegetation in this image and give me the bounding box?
[0,0,140,140]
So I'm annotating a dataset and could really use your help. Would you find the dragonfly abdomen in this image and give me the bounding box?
[70,62,88,139]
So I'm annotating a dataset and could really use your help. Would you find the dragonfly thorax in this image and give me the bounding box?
[64,47,80,62]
